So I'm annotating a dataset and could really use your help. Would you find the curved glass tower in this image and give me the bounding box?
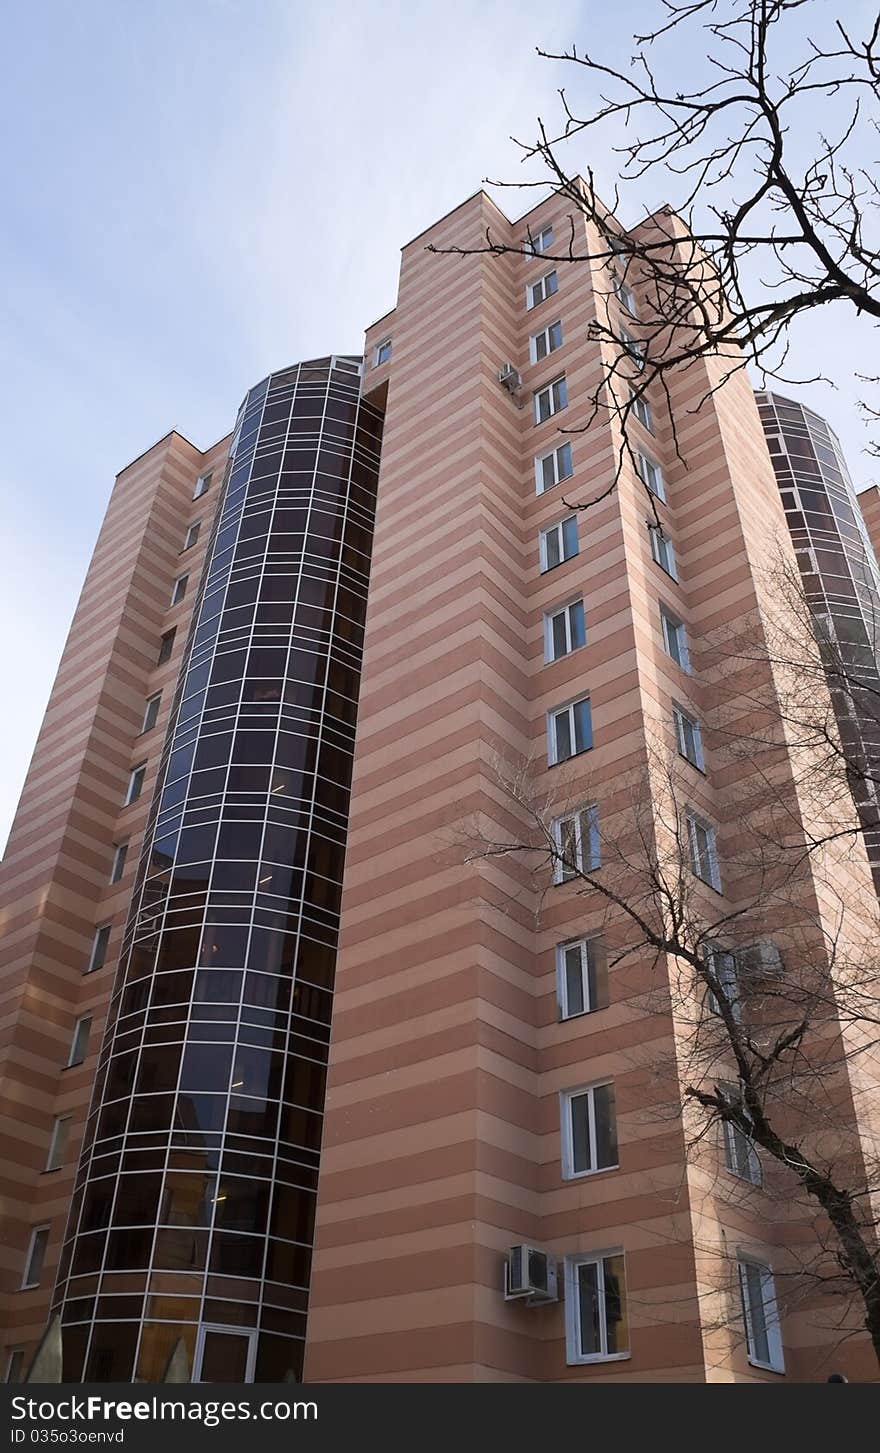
[756,390,880,893]
[52,356,383,1382]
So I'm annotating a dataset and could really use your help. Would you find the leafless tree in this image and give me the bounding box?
[476,714,880,1371]
[430,0,880,484]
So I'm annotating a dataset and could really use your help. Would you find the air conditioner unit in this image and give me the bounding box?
[504,1244,558,1304]
[498,362,522,394]
[736,940,785,980]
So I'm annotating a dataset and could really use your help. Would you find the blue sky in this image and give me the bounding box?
[1,0,877,852]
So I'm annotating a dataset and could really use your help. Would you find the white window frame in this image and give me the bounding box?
[649,525,676,578]
[125,764,146,806]
[660,607,689,670]
[45,1116,71,1172]
[110,842,128,884]
[648,525,675,577]
[686,810,722,890]
[722,1088,762,1186]
[548,694,593,765]
[67,1015,92,1067]
[193,1322,259,1384]
[556,936,600,1019]
[620,327,646,369]
[704,944,741,1020]
[142,692,161,733]
[529,318,563,365]
[4,1347,24,1383]
[170,574,188,607]
[183,521,201,551]
[528,224,554,255]
[535,442,573,494]
[373,337,392,367]
[738,1256,785,1373]
[544,599,586,663]
[614,275,637,315]
[21,1226,50,1289]
[560,1082,618,1179]
[673,703,704,770]
[539,515,578,573]
[533,374,568,424]
[552,805,600,883]
[635,451,665,501]
[158,628,176,664]
[564,1252,630,1365]
[526,269,558,310]
[193,471,212,500]
[87,924,111,974]
[630,389,653,431]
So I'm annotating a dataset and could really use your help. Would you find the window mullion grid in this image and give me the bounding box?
[161,369,278,1376]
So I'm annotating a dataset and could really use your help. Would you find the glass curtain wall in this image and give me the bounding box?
[52,356,383,1383]
[756,390,880,892]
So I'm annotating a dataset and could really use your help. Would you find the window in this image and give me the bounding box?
[614,275,637,315]
[721,1087,762,1185]
[183,522,201,551]
[530,319,563,365]
[561,1082,618,1177]
[110,842,128,884]
[528,224,554,254]
[552,805,600,882]
[67,1015,92,1067]
[193,471,213,500]
[125,764,146,806]
[373,338,392,366]
[630,389,653,431]
[170,575,188,607]
[534,375,568,424]
[565,1253,629,1363]
[549,695,592,764]
[738,1257,784,1372]
[45,1116,71,1172]
[87,924,111,973]
[649,525,676,578]
[673,703,703,769]
[660,607,689,669]
[635,451,665,501]
[686,810,721,889]
[544,600,586,662]
[526,269,558,309]
[157,628,176,665]
[21,1227,49,1289]
[535,442,573,494]
[142,693,161,733]
[539,516,578,572]
[704,945,741,1020]
[4,1348,24,1383]
[621,327,646,369]
[557,937,608,1018]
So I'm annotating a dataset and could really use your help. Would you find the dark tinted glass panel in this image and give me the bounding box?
[58,363,382,1355]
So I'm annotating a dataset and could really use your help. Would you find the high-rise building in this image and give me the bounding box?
[1,189,878,1385]
[755,392,880,894]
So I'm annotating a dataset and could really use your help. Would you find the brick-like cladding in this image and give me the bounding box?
[2,189,879,1386]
